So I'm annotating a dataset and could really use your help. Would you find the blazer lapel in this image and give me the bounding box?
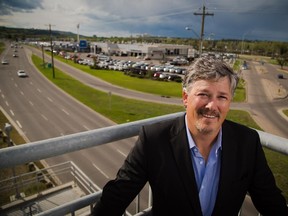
[213,121,239,214]
[169,116,203,216]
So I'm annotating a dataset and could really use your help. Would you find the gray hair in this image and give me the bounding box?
[182,56,239,95]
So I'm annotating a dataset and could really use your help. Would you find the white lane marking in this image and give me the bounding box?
[10,109,14,116]
[6,101,9,106]
[16,120,22,128]
[117,149,127,157]
[29,101,34,106]
[92,163,109,179]
[41,114,48,121]
[20,91,24,95]
[47,97,53,102]
[62,109,70,116]
[15,83,18,88]
[1,93,5,99]
[83,125,90,130]
[37,88,42,93]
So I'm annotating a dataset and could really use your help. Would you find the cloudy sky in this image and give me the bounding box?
[0,0,287,42]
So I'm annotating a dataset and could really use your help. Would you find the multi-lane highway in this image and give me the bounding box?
[1,41,287,213]
[0,42,136,188]
[0,42,149,213]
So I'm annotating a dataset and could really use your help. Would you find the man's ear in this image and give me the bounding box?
[182,91,188,108]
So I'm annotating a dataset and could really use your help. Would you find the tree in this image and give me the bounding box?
[276,43,288,69]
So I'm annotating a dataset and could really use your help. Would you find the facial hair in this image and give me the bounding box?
[195,108,220,134]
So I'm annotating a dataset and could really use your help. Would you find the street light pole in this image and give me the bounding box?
[4,123,21,199]
[185,27,199,58]
[241,31,252,55]
[48,24,55,78]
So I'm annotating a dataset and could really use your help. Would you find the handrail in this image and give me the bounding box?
[0,112,288,216]
[0,112,184,169]
[0,111,287,169]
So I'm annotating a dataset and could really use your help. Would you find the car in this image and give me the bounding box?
[168,74,182,82]
[159,73,169,79]
[13,53,18,57]
[153,72,163,78]
[17,70,28,77]
[241,65,248,70]
[1,59,9,65]
[174,67,184,74]
[277,74,284,79]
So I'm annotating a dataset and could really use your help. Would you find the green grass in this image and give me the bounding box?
[226,110,261,130]
[55,55,183,97]
[34,55,185,123]
[54,55,245,102]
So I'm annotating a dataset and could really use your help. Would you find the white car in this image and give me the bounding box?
[1,59,9,65]
[17,70,28,77]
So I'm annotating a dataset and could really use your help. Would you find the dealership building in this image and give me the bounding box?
[89,42,197,60]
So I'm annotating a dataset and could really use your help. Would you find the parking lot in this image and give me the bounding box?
[60,52,189,82]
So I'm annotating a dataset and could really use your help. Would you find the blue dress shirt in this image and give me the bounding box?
[185,116,222,216]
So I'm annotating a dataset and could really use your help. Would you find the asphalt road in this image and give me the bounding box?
[233,61,288,138]
[0,42,146,213]
[1,42,287,214]
[1,44,134,156]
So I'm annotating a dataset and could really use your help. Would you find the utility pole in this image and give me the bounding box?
[194,4,214,55]
[41,44,45,67]
[47,24,55,78]
[77,23,80,45]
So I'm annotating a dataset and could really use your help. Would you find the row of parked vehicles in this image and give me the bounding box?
[96,59,186,82]
[59,52,187,82]
[98,60,187,74]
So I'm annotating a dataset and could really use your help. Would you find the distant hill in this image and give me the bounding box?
[0,26,87,41]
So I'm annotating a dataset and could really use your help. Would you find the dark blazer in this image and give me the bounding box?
[93,114,288,216]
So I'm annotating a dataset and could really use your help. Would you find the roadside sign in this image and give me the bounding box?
[79,40,87,48]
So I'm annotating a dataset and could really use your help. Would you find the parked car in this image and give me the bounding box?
[168,74,182,82]
[174,67,184,74]
[153,72,163,78]
[277,74,284,79]
[17,70,28,77]
[159,73,170,79]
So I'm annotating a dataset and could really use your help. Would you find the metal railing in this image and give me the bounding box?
[0,111,287,215]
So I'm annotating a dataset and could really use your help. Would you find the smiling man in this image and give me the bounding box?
[92,56,288,216]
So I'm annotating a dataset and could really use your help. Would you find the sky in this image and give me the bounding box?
[0,0,288,42]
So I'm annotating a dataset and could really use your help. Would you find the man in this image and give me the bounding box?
[93,56,288,216]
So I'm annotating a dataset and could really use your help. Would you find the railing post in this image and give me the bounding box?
[136,194,140,213]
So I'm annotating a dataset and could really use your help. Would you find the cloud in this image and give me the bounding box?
[0,0,44,15]
[0,0,287,41]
